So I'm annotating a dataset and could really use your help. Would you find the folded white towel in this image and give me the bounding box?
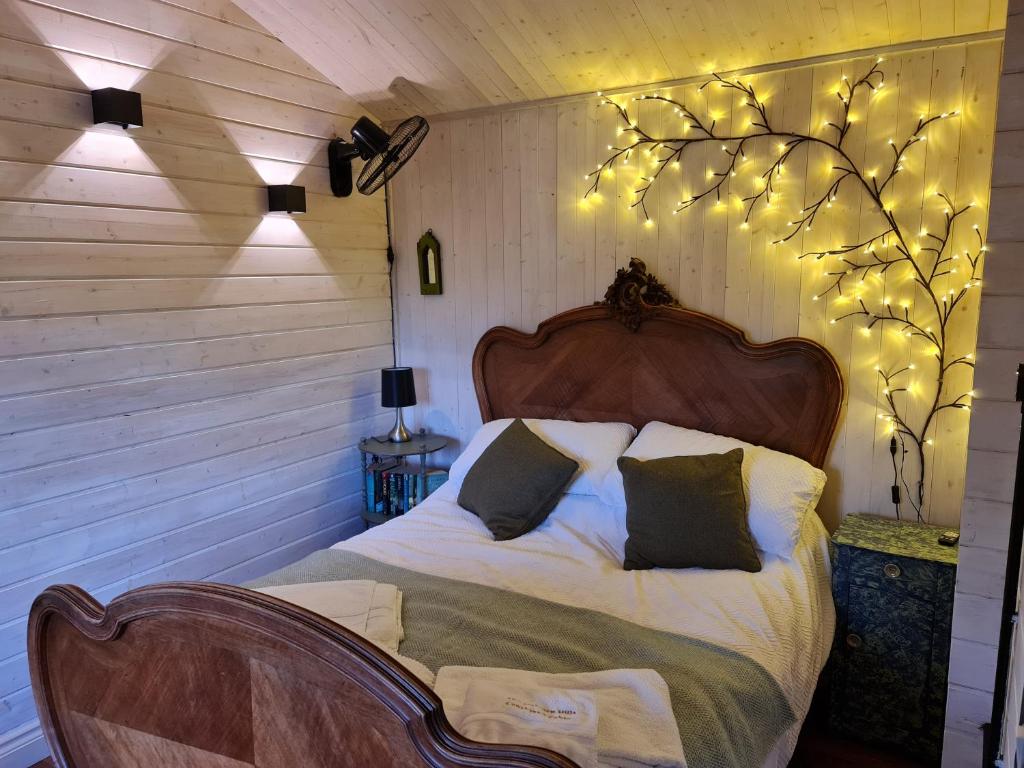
[455,679,598,768]
[254,580,403,653]
[365,583,403,651]
[254,580,437,687]
[435,667,686,768]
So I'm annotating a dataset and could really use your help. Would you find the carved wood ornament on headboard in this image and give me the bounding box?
[473,259,844,468]
[600,257,681,330]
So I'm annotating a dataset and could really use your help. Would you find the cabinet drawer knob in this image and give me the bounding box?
[883,563,902,579]
[846,633,863,649]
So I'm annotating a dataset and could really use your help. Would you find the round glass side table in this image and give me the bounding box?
[358,430,447,527]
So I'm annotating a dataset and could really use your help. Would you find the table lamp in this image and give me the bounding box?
[381,367,416,442]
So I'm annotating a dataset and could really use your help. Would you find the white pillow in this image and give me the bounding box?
[448,419,637,498]
[598,421,826,559]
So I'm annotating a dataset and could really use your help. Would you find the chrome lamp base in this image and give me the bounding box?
[387,407,411,442]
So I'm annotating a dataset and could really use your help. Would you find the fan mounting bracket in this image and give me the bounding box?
[328,139,361,198]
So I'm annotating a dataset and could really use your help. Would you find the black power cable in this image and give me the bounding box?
[889,434,901,520]
[384,183,397,366]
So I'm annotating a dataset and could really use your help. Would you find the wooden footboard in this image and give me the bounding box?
[28,583,579,768]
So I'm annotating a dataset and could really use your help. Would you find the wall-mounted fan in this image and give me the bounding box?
[328,115,429,197]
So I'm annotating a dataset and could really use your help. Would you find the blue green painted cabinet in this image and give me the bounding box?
[829,513,958,765]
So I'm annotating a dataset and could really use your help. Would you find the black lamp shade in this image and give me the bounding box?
[91,88,143,129]
[267,184,306,214]
[381,367,416,408]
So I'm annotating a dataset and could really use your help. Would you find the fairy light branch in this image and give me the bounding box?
[586,61,985,520]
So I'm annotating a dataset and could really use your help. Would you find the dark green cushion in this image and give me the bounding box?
[457,419,580,540]
[618,449,761,572]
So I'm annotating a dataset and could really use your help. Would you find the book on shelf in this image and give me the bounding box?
[366,459,399,514]
[424,468,448,497]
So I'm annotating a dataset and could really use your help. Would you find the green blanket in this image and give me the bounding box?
[247,550,794,768]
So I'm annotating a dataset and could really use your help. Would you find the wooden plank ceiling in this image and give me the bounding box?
[232,0,1007,120]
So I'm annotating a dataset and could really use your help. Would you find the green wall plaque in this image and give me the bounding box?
[417,229,442,295]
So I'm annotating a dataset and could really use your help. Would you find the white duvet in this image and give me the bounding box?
[331,485,835,768]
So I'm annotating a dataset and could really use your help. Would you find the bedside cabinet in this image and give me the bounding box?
[358,432,448,528]
[829,513,958,765]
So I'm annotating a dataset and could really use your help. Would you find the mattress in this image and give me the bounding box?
[328,484,836,768]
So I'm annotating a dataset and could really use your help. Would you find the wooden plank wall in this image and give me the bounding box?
[0,0,391,762]
[944,2,1024,763]
[391,39,1003,534]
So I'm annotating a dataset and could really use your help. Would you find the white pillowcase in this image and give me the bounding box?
[448,419,638,498]
[598,421,826,559]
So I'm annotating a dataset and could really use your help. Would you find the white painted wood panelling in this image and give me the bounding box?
[236,0,1008,119]
[0,0,389,762]
[946,2,1024,764]
[391,40,1002,533]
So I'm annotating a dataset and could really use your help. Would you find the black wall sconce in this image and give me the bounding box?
[91,88,143,129]
[267,185,306,214]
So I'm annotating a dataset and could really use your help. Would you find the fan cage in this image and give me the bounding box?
[357,116,429,195]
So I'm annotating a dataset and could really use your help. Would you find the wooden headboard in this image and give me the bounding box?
[472,304,843,468]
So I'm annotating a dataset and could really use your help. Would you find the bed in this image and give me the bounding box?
[28,266,844,768]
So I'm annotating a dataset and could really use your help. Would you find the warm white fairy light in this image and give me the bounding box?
[582,59,985,522]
